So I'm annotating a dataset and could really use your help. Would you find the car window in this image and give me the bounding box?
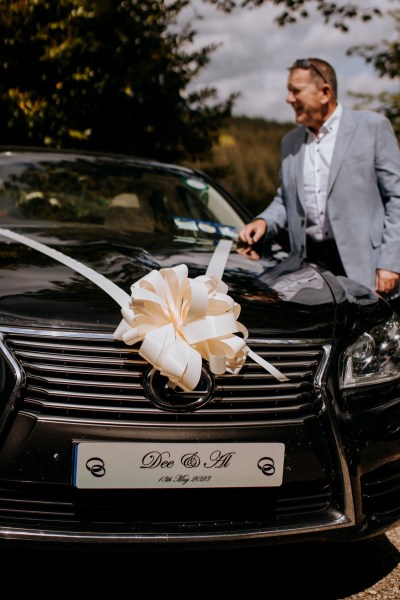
[0,156,244,240]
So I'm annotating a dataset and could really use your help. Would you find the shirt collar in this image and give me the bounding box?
[307,103,343,138]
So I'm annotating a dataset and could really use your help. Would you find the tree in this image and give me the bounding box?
[347,8,400,136]
[205,0,381,32]
[0,0,234,160]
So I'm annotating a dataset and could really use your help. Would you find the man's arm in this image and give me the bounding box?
[375,115,400,291]
[238,184,288,260]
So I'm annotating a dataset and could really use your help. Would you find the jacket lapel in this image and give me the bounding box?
[327,108,357,196]
[294,128,307,214]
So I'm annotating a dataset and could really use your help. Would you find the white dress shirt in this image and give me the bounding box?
[303,103,342,242]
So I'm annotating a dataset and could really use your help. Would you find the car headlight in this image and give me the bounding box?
[341,317,400,388]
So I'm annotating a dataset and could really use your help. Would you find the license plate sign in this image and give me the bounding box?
[73,442,285,489]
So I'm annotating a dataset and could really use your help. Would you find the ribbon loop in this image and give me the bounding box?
[114,240,289,390]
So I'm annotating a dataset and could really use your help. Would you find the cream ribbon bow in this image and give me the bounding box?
[114,264,248,391]
[114,240,288,390]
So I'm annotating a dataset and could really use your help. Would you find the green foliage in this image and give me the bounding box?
[205,0,381,32]
[0,0,234,161]
[188,116,293,215]
[347,8,400,137]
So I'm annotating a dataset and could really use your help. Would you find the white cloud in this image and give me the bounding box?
[180,0,399,121]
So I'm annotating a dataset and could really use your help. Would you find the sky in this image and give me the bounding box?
[179,0,399,122]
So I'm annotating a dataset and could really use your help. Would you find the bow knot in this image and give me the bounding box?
[114,263,248,391]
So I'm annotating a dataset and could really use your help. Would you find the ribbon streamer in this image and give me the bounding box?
[0,228,130,307]
[0,228,288,390]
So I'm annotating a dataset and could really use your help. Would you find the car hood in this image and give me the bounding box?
[0,226,346,337]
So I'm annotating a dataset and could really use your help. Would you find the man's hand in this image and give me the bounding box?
[375,269,400,294]
[236,243,262,260]
[237,219,267,260]
[239,218,267,245]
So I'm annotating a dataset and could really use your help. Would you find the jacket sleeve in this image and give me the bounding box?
[256,181,288,242]
[375,116,400,273]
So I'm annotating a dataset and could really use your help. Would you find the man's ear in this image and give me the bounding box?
[320,84,332,105]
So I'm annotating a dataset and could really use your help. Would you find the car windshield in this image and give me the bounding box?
[0,154,244,241]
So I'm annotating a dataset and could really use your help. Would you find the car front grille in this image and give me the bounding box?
[361,459,400,517]
[4,330,330,425]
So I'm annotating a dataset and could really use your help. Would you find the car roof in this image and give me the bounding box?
[0,146,200,179]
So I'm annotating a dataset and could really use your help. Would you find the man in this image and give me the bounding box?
[239,58,400,296]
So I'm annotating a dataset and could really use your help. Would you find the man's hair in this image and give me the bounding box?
[289,58,338,99]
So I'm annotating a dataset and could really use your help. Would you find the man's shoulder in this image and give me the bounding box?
[343,107,390,127]
[282,125,304,140]
[281,125,305,148]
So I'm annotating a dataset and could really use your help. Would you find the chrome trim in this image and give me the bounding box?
[18,411,314,428]
[0,511,353,545]
[341,371,400,389]
[0,334,23,434]
[29,376,142,389]
[0,327,115,339]
[23,364,143,376]
[13,351,136,365]
[0,326,333,346]
[23,401,311,416]
[144,364,215,412]
[314,344,355,527]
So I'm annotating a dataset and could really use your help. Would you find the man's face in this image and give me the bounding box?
[286,68,327,131]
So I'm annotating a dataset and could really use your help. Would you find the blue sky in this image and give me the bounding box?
[180,0,399,121]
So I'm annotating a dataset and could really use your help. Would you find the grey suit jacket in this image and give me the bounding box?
[258,108,400,290]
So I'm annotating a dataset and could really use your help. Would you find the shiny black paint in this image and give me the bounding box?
[0,226,339,335]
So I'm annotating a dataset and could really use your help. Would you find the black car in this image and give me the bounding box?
[0,148,398,548]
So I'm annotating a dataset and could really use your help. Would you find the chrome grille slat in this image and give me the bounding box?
[23,363,143,377]
[4,331,330,425]
[218,382,310,391]
[25,363,315,382]
[24,398,312,415]
[219,394,313,403]
[9,339,136,355]
[9,337,321,357]
[218,370,314,378]
[28,376,143,390]
[14,350,141,366]
[254,350,321,358]
[28,388,146,401]
[27,384,313,401]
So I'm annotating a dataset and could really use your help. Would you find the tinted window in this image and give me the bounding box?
[0,155,244,241]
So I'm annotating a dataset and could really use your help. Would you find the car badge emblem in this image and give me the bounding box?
[143,365,215,412]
